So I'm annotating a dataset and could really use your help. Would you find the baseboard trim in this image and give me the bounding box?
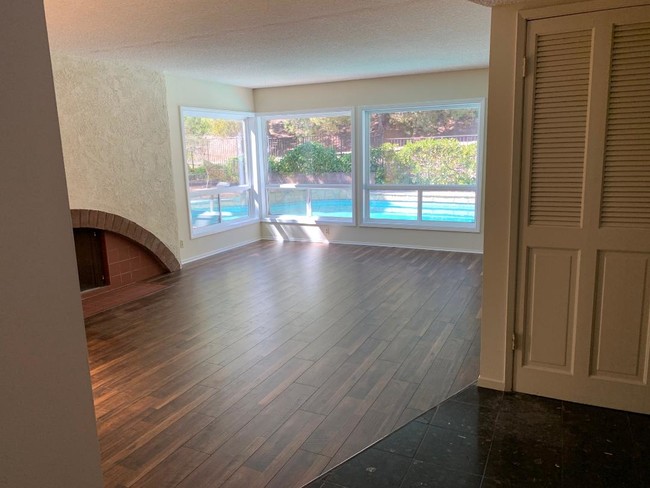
[477,375,507,391]
[260,235,483,254]
[181,238,262,265]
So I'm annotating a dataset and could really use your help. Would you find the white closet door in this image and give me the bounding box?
[515,5,650,413]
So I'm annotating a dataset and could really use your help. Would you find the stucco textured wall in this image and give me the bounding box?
[51,54,180,260]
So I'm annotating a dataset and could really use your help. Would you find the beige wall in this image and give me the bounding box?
[0,2,102,487]
[254,70,489,112]
[165,74,261,263]
[254,70,488,252]
[52,54,180,261]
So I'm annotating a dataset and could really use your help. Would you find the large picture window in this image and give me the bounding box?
[262,112,353,223]
[362,102,483,230]
[181,108,257,237]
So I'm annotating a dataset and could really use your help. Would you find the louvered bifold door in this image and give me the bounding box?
[515,6,650,414]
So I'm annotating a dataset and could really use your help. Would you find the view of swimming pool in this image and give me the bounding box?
[191,197,476,228]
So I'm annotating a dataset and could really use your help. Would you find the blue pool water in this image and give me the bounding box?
[191,198,475,227]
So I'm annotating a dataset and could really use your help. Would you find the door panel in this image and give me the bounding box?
[524,248,578,372]
[515,6,650,413]
[591,251,650,383]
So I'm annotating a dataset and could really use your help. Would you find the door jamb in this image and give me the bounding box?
[501,11,529,392]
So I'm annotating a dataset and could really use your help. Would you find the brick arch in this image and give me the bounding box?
[70,209,180,272]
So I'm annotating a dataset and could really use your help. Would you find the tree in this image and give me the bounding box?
[269,116,350,140]
[184,116,212,137]
[372,108,479,137]
[267,117,351,156]
[184,116,242,138]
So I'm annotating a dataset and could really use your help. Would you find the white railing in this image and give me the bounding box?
[266,184,352,220]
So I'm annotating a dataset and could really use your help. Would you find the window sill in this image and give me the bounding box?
[360,220,480,233]
[190,217,260,239]
[261,216,355,226]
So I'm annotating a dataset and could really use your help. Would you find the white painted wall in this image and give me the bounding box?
[0,2,102,487]
[254,70,489,252]
[479,3,524,391]
[51,54,180,261]
[165,74,261,263]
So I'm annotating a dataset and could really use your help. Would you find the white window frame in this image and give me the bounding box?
[180,107,259,238]
[360,99,485,232]
[258,109,355,225]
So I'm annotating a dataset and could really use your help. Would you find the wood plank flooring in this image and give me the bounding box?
[85,241,482,488]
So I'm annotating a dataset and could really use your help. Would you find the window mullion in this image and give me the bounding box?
[306,188,312,217]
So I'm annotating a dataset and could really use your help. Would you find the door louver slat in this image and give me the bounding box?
[601,22,650,228]
[529,30,592,226]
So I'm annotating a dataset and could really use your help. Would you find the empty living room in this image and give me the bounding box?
[2,1,650,487]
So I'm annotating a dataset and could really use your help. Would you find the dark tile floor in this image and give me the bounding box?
[304,384,650,488]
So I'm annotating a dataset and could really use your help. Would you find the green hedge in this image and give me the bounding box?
[269,142,351,175]
[188,157,240,185]
[371,138,477,185]
[268,139,477,186]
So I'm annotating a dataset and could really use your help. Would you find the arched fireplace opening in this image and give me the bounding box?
[70,210,180,293]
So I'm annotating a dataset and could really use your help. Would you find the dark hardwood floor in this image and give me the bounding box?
[85,241,482,488]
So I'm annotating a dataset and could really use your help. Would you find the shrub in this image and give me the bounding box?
[270,142,351,175]
[268,139,476,186]
[401,138,477,185]
[371,138,477,186]
[204,157,240,185]
[187,165,207,177]
[370,143,403,184]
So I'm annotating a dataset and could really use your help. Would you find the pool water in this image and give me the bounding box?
[191,198,475,227]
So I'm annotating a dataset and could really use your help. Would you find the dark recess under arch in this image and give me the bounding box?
[70,209,180,272]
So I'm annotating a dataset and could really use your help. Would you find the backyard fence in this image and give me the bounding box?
[268,134,352,158]
[185,136,242,169]
[267,134,478,158]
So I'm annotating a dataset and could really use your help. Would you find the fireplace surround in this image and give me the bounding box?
[71,209,180,293]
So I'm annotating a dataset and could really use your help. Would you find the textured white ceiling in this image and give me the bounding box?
[44,0,492,89]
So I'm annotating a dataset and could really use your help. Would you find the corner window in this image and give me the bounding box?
[261,112,353,223]
[362,102,483,230]
[181,108,257,237]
